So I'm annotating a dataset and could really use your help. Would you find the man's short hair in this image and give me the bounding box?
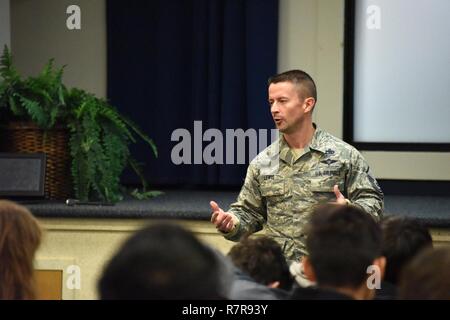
[227,236,293,290]
[98,223,222,299]
[306,204,382,289]
[399,247,450,299]
[268,69,317,102]
[381,216,433,284]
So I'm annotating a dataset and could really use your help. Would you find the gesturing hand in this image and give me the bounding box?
[210,200,235,233]
[333,185,349,205]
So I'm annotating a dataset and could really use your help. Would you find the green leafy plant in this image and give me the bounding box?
[0,46,159,203]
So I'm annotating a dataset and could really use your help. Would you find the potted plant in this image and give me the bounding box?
[0,46,160,203]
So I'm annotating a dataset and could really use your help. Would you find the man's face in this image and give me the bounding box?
[268,81,308,134]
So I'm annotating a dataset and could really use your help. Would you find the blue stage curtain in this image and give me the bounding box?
[107,0,278,188]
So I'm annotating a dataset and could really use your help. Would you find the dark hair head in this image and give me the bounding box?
[306,204,382,289]
[399,247,450,299]
[227,236,293,290]
[268,69,317,102]
[98,223,222,299]
[381,216,433,284]
[0,200,42,299]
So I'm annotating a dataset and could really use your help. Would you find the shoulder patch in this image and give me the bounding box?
[367,174,383,194]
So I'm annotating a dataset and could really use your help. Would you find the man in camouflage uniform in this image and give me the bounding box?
[211,70,383,262]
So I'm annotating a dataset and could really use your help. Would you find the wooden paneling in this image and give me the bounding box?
[35,269,63,300]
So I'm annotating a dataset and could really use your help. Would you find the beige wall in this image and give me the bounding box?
[10,0,106,98]
[36,218,236,300]
[35,217,450,300]
[0,0,10,49]
[279,0,345,139]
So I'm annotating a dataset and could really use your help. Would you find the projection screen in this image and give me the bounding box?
[351,0,450,144]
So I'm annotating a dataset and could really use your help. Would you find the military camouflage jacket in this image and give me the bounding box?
[225,125,384,261]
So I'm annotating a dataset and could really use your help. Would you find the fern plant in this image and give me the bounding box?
[0,45,159,203]
[0,46,66,128]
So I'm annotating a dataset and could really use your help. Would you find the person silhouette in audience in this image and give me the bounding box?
[291,203,386,300]
[376,216,433,299]
[98,223,225,299]
[227,235,294,299]
[0,200,42,300]
[398,246,450,300]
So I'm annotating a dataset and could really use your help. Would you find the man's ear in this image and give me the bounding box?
[302,256,317,282]
[373,256,387,280]
[303,97,316,113]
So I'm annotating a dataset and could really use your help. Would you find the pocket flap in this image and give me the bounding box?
[310,179,336,193]
[260,180,285,197]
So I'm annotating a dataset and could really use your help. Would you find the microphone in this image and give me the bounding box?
[65,199,114,206]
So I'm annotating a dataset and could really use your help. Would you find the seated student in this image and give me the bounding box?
[398,247,450,300]
[291,204,386,300]
[98,223,225,299]
[211,247,284,300]
[376,216,433,299]
[0,200,42,300]
[227,236,294,299]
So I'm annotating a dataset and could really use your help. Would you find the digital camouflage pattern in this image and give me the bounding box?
[224,125,384,261]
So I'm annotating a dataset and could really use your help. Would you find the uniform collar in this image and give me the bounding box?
[278,123,327,164]
[308,123,327,154]
[278,134,291,164]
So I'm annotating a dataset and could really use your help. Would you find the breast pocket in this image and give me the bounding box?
[260,179,290,207]
[310,174,344,204]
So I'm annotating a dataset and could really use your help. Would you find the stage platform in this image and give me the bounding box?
[24,190,450,227]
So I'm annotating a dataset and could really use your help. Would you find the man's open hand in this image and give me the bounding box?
[210,200,235,233]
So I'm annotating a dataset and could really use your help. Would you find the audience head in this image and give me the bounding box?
[381,216,433,285]
[398,246,450,300]
[98,223,223,299]
[0,200,42,299]
[227,235,293,290]
[303,204,385,299]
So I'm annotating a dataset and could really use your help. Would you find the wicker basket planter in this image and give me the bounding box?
[0,121,73,200]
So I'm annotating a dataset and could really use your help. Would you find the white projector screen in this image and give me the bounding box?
[352,0,450,143]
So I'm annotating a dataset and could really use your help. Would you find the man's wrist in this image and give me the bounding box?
[220,214,240,236]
